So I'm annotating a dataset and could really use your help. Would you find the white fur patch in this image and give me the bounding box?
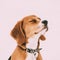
[26,33,40,60]
[26,27,47,60]
[26,33,40,49]
[26,28,47,49]
[25,52,38,60]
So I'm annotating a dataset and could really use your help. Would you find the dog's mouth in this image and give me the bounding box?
[34,26,48,40]
[34,26,48,34]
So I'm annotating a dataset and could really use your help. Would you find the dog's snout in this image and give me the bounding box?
[42,20,48,26]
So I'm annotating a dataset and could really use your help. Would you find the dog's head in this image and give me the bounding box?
[11,15,48,45]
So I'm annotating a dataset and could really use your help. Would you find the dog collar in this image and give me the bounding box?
[26,48,42,53]
[18,45,42,53]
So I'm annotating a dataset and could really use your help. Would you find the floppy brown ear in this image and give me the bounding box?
[11,21,26,45]
[39,35,46,41]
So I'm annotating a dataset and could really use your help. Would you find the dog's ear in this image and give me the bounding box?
[39,35,46,41]
[11,21,26,45]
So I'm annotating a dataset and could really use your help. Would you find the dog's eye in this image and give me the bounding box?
[30,19,37,23]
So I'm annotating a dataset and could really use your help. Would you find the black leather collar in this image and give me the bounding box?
[26,48,42,53]
[18,45,42,54]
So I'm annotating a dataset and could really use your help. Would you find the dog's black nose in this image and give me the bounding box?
[42,20,48,26]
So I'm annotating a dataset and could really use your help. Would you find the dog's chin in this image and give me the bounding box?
[34,26,48,40]
[39,26,48,40]
[34,26,48,34]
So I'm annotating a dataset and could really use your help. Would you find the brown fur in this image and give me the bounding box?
[10,15,47,60]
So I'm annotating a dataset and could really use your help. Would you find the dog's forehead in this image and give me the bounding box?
[23,15,41,22]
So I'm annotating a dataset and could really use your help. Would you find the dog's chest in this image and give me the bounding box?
[25,52,38,60]
[26,34,40,49]
[26,34,40,60]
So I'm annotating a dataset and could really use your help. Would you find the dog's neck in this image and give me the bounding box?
[25,33,41,60]
[26,33,41,49]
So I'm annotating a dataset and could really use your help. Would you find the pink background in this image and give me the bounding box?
[0,0,60,60]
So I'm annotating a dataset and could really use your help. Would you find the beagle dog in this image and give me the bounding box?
[8,15,48,60]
